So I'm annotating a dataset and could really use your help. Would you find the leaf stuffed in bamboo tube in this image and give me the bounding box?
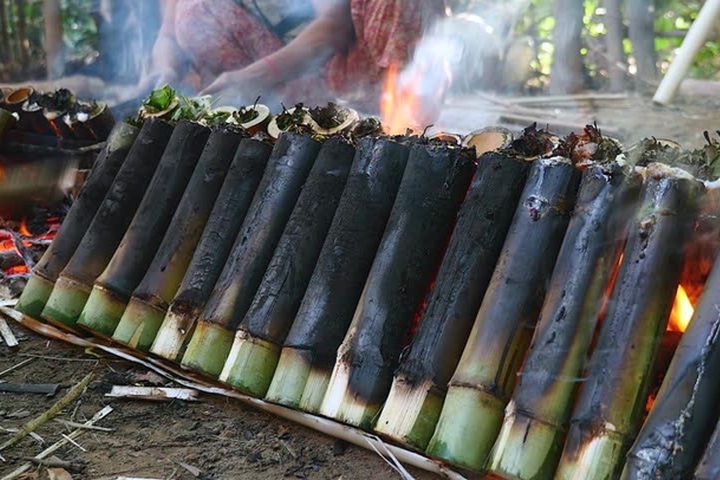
[76,120,211,337]
[426,151,581,472]
[111,125,247,351]
[265,137,410,412]
[554,164,704,480]
[150,138,272,362]
[487,128,642,480]
[375,126,555,451]
[181,132,322,377]
[219,137,355,396]
[319,140,476,429]
[621,245,720,479]
[41,119,174,328]
[17,121,139,318]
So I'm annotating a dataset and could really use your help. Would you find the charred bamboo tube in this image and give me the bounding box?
[265,138,410,411]
[41,119,174,327]
[488,162,642,480]
[554,164,704,480]
[375,134,554,450]
[17,122,140,318]
[150,139,272,361]
[73,102,115,141]
[622,225,720,479]
[111,126,245,351]
[3,87,32,114]
[18,100,51,134]
[220,137,355,395]
[695,420,720,479]
[181,133,322,377]
[425,156,581,471]
[76,120,210,336]
[319,141,476,429]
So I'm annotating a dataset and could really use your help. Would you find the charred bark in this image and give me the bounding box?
[150,138,272,361]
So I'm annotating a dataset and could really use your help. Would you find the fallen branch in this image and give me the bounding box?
[105,386,199,402]
[0,358,33,378]
[0,372,93,452]
[55,419,114,432]
[0,317,18,347]
[1,405,113,480]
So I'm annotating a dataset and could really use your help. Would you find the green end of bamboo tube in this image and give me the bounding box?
[16,273,55,318]
[488,408,565,480]
[0,108,16,139]
[112,298,167,352]
[554,431,626,480]
[77,285,128,337]
[299,366,332,413]
[180,321,234,378]
[150,309,195,361]
[376,379,445,450]
[220,331,280,397]
[265,347,313,408]
[426,386,505,472]
[41,276,91,327]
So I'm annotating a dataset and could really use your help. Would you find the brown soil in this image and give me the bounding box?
[0,329,437,479]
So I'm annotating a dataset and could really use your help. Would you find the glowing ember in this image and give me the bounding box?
[668,285,694,333]
[18,218,32,237]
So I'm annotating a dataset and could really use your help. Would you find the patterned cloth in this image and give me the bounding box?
[173,0,443,99]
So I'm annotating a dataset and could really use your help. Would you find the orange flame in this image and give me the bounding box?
[668,285,694,333]
[381,64,422,135]
[18,218,31,237]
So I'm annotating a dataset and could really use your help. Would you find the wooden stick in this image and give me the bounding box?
[55,419,114,432]
[0,372,93,451]
[0,317,18,347]
[1,406,113,480]
[0,358,33,377]
[653,0,720,105]
[105,386,199,402]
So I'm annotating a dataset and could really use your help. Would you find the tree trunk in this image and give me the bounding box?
[628,0,657,89]
[42,0,63,78]
[15,0,29,71]
[0,0,9,63]
[604,0,626,91]
[550,0,586,93]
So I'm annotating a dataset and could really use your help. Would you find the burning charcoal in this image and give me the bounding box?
[111,125,246,351]
[426,147,581,472]
[487,130,643,480]
[219,137,355,396]
[375,127,555,451]
[181,132,322,377]
[554,164,704,480]
[17,122,140,318]
[265,137,410,412]
[40,118,174,327]
[318,140,476,429]
[76,120,211,337]
[150,138,272,361]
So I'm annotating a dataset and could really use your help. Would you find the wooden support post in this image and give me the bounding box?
[653,0,720,105]
[42,0,63,78]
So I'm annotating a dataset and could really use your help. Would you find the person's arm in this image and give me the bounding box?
[201,0,353,95]
[137,0,187,91]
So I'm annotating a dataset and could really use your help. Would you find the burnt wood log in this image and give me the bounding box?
[41,119,174,327]
[181,132,321,377]
[77,120,210,336]
[150,138,272,362]
[17,122,139,318]
[111,126,246,351]
[221,137,355,396]
[265,137,410,411]
[319,141,476,429]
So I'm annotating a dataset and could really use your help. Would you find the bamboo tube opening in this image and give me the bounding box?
[6,87,32,105]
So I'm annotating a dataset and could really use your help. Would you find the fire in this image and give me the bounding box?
[18,218,32,237]
[381,64,422,135]
[667,285,694,333]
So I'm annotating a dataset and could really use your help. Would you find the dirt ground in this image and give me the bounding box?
[0,327,436,480]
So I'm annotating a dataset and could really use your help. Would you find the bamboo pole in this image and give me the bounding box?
[653,0,720,105]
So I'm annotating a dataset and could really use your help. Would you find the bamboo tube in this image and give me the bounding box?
[319,141,476,429]
[220,137,355,396]
[0,107,15,139]
[426,155,581,472]
[554,164,704,480]
[111,126,245,351]
[621,227,720,479]
[181,133,321,377]
[3,87,32,114]
[265,138,410,411]
[150,138,272,361]
[17,122,140,318]
[488,146,642,480]
[40,119,174,327]
[695,420,720,479]
[76,120,210,337]
[375,129,555,450]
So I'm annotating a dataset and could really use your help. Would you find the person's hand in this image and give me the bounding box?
[200,69,264,106]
